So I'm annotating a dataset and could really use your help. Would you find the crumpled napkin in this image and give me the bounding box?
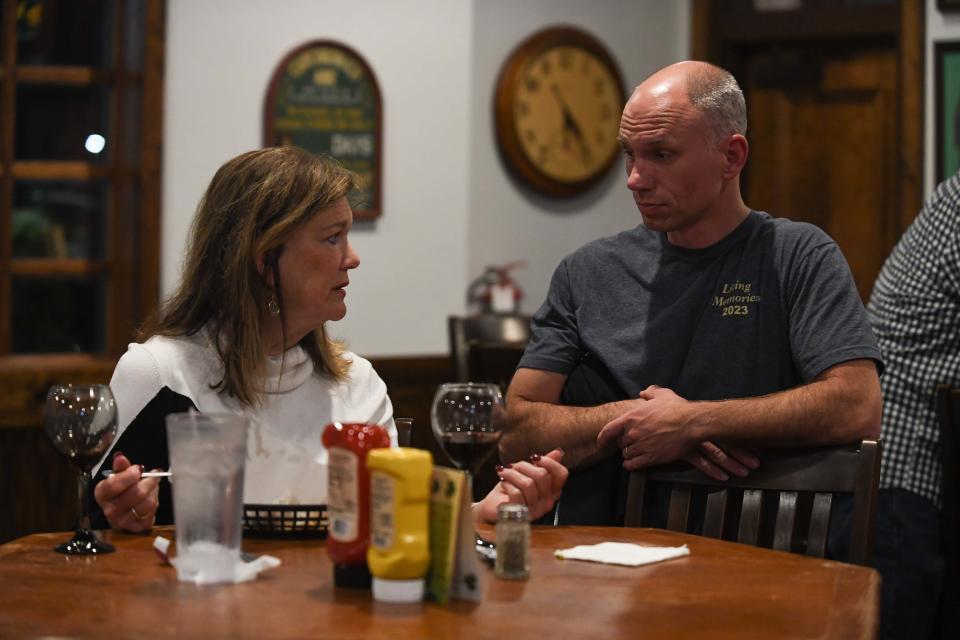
[153,536,281,585]
[554,541,690,567]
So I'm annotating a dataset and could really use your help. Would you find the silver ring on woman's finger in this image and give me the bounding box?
[131,506,148,520]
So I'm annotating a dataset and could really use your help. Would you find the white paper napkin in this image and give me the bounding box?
[554,541,690,567]
[153,536,282,585]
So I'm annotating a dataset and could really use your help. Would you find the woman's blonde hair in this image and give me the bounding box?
[143,147,357,406]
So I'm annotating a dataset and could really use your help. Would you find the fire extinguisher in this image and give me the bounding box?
[466,261,525,314]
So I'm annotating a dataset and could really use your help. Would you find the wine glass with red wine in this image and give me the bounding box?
[431,382,505,478]
[44,384,118,554]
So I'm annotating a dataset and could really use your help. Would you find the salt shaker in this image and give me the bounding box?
[495,503,530,580]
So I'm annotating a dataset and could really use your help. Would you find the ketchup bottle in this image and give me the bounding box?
[322,422,391,588]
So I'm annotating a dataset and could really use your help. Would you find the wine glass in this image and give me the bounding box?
[44,384,118,554]
[431,382,505,477]
[431,383,505,550]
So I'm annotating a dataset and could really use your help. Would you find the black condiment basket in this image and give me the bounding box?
[242,504,328,539]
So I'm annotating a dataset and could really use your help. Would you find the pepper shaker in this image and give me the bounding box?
[495,503,530,580]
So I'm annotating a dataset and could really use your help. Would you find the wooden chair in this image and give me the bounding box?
[447,314,530,389]
[624,439,881,565]
[935,385,960,636]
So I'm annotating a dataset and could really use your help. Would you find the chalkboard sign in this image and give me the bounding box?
[264,41,383,220]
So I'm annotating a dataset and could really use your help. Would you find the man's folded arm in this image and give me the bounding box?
[600,359,882,473]
[501,367,639,470]
[695,358,882,446]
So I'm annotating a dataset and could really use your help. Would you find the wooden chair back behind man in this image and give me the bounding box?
[624,440,881,565]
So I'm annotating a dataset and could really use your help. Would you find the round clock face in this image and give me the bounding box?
[495,27,626,197]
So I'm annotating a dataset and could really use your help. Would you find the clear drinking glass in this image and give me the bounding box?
[166,412,248,584]
[43,383,118,554]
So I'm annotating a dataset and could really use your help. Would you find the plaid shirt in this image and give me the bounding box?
[867,171,960,508]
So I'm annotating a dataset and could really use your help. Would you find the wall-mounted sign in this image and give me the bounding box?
[264,40,383,220]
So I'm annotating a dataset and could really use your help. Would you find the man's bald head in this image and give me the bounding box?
[632,61,747,144]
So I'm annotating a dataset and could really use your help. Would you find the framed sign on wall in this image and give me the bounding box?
[264,40,383,220]
[935,41,960,184]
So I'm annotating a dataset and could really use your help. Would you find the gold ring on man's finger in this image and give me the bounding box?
[130,506,148,520]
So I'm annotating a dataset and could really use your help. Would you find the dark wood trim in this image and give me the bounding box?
[0,0,16,354]
[13,66,130,85]
[0,354,117,429]
[366,353,452,382]
[136,0,165,336]
[9,258,110,276]
[0,425,78,542]
[11,161,116,180]
[690,0,711,62]
[106,0,126,352]
[713,5,900,43]
[899,0,925,233]
[363,354,460,477]
[0,352,118,373]
[938,0,960,13]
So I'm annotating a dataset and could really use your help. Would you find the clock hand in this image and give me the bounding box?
[550,85,577,130]
[564,111,592,162]
[549,86,574,150]
[551,85,592,162]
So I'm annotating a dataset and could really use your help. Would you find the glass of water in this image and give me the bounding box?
[166,412,248,584]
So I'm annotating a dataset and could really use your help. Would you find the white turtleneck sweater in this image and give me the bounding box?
[98,331,395,510]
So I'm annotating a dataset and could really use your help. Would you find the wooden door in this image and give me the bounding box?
[691,0,924,303]
[746,50,898,301]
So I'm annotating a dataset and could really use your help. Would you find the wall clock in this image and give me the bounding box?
[494,26,626,198]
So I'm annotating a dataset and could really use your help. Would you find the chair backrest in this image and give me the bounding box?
[624,439,881,565]
[394,417,413,447]
[936,385,960,631]
[447,315,531,386]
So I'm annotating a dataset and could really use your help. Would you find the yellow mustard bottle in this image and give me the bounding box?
[366,447,432,603]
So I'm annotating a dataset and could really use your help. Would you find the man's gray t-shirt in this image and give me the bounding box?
[520,211,882,403]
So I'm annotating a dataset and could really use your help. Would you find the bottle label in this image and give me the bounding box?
[369,471,394,550]
[327,447,359,542]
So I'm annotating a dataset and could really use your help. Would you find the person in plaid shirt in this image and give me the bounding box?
[833,169,960,640]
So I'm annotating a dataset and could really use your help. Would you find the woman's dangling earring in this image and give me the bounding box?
[267,296,280,316]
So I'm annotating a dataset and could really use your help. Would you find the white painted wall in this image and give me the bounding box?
[164,0,689,357]
[927,0,960,195]
[468,0,689,319]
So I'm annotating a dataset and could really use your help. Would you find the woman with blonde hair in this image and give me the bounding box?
[93,147,565,531]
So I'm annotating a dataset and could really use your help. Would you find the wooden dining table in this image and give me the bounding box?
[0,525,878,639]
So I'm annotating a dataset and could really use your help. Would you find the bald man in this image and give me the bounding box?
[500,61,882,525]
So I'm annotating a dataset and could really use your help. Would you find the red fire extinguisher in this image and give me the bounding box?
[467,261,525,314]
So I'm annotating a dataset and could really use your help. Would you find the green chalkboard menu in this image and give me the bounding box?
[264,41,383,220]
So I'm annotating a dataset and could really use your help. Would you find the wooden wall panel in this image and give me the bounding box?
[0,427,76,544]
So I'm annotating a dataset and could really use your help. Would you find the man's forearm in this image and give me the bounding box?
[607,362,881,473]
[500,398,637,469]
[689,365,881,448]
